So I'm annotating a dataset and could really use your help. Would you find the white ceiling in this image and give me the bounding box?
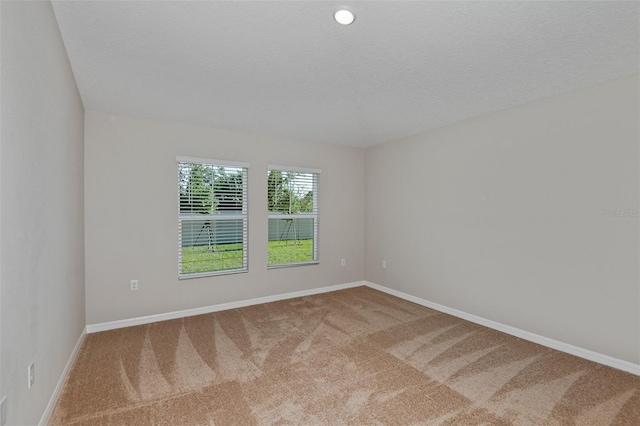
[52,1,639,148]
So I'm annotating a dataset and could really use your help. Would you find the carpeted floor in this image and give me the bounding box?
[50,286,639,425]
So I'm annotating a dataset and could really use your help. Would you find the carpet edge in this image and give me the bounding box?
[86,281,366,333]
[364,281,640,376]
[39,327,87,426]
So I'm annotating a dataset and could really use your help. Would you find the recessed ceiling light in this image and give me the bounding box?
[334,9,355,26]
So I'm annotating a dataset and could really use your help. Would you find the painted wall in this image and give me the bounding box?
[1,1,85,424]
[84,111,365,324]
[365,75,640,364]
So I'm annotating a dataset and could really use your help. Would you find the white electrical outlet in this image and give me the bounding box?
[130,280,139,291]
[28,362,35,389]
[341,258,346,266]
[381,260,387,269]
[1,396,7,426]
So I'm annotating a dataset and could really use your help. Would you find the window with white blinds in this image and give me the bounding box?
[178,157,248,279]
[267,165,319,267]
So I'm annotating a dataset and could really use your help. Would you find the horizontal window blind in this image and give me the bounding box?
[267,167,319,267]
[178,159,248,278]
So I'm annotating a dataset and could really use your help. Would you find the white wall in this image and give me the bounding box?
[84,111,365,324]
[365,75,640,365]
[1,1,85,424]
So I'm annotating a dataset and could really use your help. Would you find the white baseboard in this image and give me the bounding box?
[39,327,87,426]
[86,281,365,333]
[84,279,639,376]
[365,281,640,376]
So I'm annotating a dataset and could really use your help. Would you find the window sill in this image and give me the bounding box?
[267,261,320,270]
[179,269,248,280]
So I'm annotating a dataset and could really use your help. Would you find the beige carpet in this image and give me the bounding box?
[50,287,639,425]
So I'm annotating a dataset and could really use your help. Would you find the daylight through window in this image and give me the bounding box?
[178,157,248,278]
[267,165,319,267]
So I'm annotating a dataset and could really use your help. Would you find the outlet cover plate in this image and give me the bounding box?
[1,396,7,426]
[28,362,35,389]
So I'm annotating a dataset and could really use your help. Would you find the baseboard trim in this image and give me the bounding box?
[39,326,87,426]
[84,280,639,375]
[365,281,640,376]
[86,281,365,333]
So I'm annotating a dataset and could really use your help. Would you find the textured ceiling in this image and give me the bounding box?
[52,1,639,148]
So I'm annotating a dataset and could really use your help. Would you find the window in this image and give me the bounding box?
[267,165,319,267]
[178,157,248,278]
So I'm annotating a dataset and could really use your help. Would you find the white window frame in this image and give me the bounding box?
[177,156,249,279]
[267,164,320,269]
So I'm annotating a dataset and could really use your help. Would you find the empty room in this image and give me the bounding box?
[1,0,639,425]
